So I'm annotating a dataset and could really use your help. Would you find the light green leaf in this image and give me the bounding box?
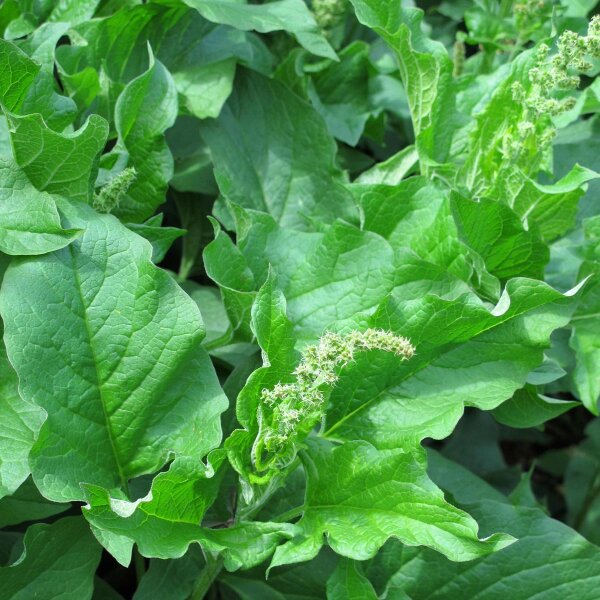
[181,0,336,59]
[571,216,600,414]
[356,145,419,186]
[512,165,599,242]
[112,50,178,222]
[8,112,108,202]
[0,156,81,256]
[83,470,298,567]
[0,200,227,501]
[225,270,299,485]
[200,70,358,230]
[0,517,102,600]
[271,440,514,568]
[451,192,549,280]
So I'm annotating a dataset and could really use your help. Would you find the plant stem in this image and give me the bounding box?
[574,475,600,531]
[273,505,304,523]
[190,554,224,600]
[133,547,146,584]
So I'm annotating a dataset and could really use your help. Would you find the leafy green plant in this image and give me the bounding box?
[0,0,599,598]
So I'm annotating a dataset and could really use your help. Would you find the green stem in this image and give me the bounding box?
[273,505,304,523]
[133,547,146,584]
[190,554,224,600]
[574,475,600,531]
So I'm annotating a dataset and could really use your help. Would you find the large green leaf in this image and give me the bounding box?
[323,278,580,448]
[0,200,227,501]
[0,156,81,256]
[0,517,101,600]
[270,439,514,568]
[200,70,357,230]
[367,452,600,600]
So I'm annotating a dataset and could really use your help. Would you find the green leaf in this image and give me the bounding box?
[356,145,419,186]
[451,192,549,280]
[326,558,377,600]
[59,3,270,120]
[112,49,178,222]
[371,452,600,600]
[0,517,102,600]
[270,439,514,568]
[8,112,108,203]
[306,42,373,146]
[0,343,44,499]
[133,547,204,600]
[0,478,69,529]
[0,156,81,256]
[225,270,298,485]
[83,466,298,567]
[0,200,227,501]
[492,385,578,429]
[200,70,357,230]
[570,216,600,414]
[126,214,185,264]
[13,23,78,130]
[349,0,458,164]
[323,278,580,448]
[181,0,336,60]
[564,419,600,544]
[0,39,40,112]
[512,165,599,242]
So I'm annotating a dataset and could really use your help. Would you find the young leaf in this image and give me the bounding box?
[112,49,178,222]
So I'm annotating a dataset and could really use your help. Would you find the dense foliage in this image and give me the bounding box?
[0,0,599,598]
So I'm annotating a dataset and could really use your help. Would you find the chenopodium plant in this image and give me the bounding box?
[253,329,415,481]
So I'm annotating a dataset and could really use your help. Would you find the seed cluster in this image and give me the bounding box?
[312,0,348,32]
[506,17,600,160]
[93,167,137,214]
[259,329,415,454]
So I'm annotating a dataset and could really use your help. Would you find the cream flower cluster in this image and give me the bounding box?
[259,329,415,453]
[312,0,348,32]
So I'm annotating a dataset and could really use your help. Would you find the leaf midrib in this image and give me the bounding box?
[69,244,127,491]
